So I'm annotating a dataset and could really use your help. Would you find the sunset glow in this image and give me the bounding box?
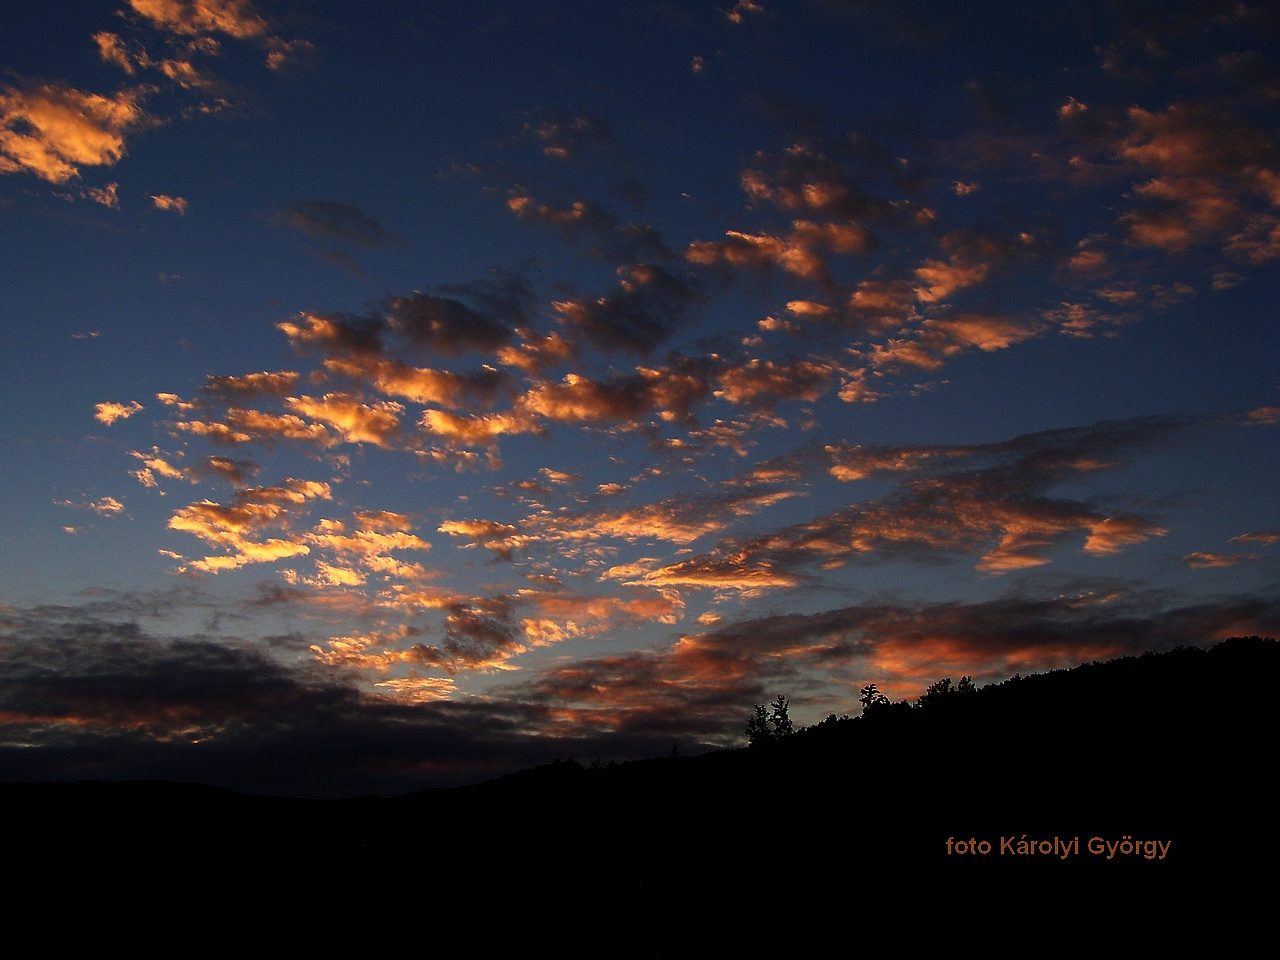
[2,0,1277,796]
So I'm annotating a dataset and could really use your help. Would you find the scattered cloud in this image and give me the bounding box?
[151,194,187,214]
[56,496,128,517]
[95,401,145,425]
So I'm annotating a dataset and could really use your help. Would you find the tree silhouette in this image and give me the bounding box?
[746,704,772,747]
[746,695,795,746]
[770,695,793,737]
[859,683,890,714]
[918,675,976,708]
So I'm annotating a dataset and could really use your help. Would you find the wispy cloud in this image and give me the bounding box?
[631,418,1180,594]
[270,200,402,248]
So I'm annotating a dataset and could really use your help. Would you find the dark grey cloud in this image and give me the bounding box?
[553,263,703,355]
[270,200,403,248]
[283,272,530,360]
[0,605,556,796]
[388,293,515,356]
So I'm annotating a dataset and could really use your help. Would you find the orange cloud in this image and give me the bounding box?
[278,312,384,356]
[715,358,833,407]
[496,329,576,376]
[284,394,403,447]
[172,407,334,446]
[520,372,652,425]
[913,255,989,303]
[201,370,298,398]
[845,279,917,333]
[1231,530,1280,545]
[125,0,269,39]
[324,357,509,408]
[438,519,531,561]
[686,220,872,283]
[650,420,1178,589]
[167,479,330,573]
[95,400,144,425]
[0,82,151,183]
[151,193,188,214]
[1184,552,1249,568]
[420,408,541,448]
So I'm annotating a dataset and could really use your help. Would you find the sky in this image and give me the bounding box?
[1,0,1278,797]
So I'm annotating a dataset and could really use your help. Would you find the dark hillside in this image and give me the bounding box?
[5,637,1276,932]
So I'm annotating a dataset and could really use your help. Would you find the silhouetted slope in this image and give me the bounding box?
[5,637,1276,927]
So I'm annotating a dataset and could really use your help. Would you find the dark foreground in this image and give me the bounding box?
[5,638,1275,945]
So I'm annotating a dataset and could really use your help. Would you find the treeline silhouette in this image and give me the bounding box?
[4,637,1276,935]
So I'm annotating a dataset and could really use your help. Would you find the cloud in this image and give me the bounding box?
[125,0,269,39]
[93,30,220,90]
[324,357,510,408]
[270,200,403,248]
[496,329,576,377]
[438,519,530,562]
[95,401,145,425]
[0,82,151,183]
[912,253,990,303]
[714,357,834,408]
[278,312,386,357]
[519,589,684,647]
[722,1,764,25]
[56,496,127,517]
[169,406,335,447]
[283,394,404,447]
[1231,530,1280,546]
[636,418,1179,592]
[841,279,917,333]
[0,603,568,796]
[1110,102,1280,252]
[686,220,874,283]
[1185,551,1250,569]
[514,589,1280,738]
[420,408,542,450]
[524,112,615,161]
[738,136,930,227]
[129,448,259,488]
[303,511,432,581]
[151,194,187,214]
[201,371,299,399]
[388,293,515,356]
[165,481,330,542]
[552,264,701,355]
[518,361,714,427]
[440,473,806,568]
[166,479,330,572]
[95,31,139,74]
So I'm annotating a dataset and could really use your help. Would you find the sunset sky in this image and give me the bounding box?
[2,0,1278,796]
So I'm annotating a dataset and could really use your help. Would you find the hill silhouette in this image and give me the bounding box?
[5,637,1276,940]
